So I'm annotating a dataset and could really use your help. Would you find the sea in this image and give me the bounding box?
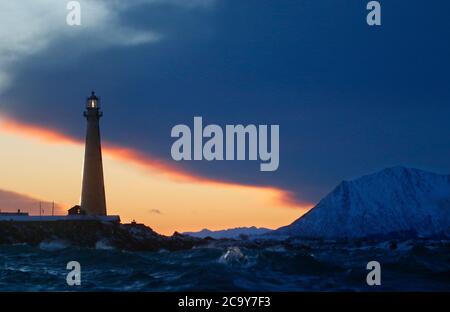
[0,240,449,291]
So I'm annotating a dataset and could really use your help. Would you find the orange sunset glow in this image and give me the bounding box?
[0,114,310,235]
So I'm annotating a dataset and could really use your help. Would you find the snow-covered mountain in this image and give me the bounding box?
[183,226,272,239]
[274,167,450,239]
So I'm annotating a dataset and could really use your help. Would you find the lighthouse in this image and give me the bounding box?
[80,91,107,216]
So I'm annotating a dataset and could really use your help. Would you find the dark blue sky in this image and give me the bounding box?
[1,0,450,203]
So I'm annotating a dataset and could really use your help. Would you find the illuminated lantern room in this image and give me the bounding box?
[87,91,100,109]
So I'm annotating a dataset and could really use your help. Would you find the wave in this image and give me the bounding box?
[39,240,70,251]
[0,240,449,291]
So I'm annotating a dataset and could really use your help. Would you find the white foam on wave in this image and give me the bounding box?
[95,240,115,250]
[218,247,248,265]
[39,240,70,251]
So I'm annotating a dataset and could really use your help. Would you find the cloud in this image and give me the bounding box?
[0,0,215,92]
[0,115,308,210]
[0,188,65,215]
[149,209,162,214]
[116,0,216,9]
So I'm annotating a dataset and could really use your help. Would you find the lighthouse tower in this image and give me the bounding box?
[80,91,107,216]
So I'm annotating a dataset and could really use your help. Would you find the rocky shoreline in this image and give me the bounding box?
[0,221,210,251]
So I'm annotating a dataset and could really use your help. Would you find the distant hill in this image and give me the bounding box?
[183,226,272,239]
[273,167,450,239]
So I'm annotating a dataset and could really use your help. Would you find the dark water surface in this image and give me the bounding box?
[0,240,449,291]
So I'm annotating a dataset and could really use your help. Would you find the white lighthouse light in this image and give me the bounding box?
[86,91,99,109]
